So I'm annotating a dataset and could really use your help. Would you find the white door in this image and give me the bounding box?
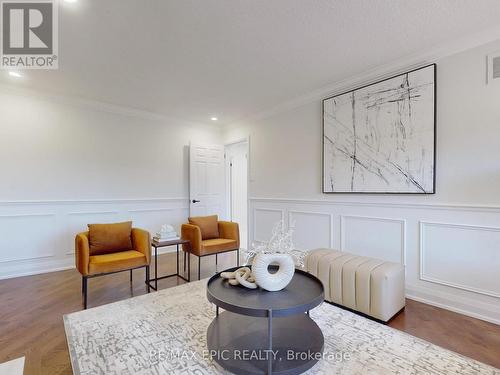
[225,141,248,249]
[189,143,225,217]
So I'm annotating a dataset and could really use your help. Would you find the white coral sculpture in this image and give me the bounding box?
[243,220,306,268]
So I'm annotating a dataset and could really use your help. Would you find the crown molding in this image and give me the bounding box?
[224,25,500,130]
[0,83,222,131]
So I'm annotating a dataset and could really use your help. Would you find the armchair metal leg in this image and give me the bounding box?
[198,257,201,280]
[130,269,133,283]
[215,253,218,273]
[184,251,187,272]
[83,276,88,309]
[237,248,240,267]
[145,266,150,293]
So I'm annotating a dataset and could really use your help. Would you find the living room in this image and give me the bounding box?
[1,1,499,374]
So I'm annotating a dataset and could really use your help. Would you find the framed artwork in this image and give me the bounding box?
[322,64,436,194]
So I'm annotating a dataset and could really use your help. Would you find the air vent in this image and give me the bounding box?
[493,56,500,79]
[487,52,500,84]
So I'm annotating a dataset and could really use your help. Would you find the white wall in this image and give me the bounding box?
[0,89,221,279]
[224,39,500,324]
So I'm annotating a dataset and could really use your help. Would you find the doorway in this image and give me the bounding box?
[225,140,248,250]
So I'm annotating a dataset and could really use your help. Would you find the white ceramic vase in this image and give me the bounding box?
[252,253,295,291]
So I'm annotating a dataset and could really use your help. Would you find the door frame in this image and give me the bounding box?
[224,136,250,250]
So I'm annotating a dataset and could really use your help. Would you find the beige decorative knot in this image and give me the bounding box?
[220,267,257,289]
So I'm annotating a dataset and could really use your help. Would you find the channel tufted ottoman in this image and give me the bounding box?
[306,248,405,322]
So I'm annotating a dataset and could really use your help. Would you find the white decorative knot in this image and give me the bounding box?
[220,267,257,289]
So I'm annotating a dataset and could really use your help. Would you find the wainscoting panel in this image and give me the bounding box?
[0,198,189,279]
[341,215,406,264]
[289,211,333,250]
[0,213,57,263]
[253,208,284,242]
[249,198,500,324]
[420,221,500,298]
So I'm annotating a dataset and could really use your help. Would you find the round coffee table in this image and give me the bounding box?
[206,266,324,375]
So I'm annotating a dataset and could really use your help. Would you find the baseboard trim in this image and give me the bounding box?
[406,286,500,325]
[0,264,75,281]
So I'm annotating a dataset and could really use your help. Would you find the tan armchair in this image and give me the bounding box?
[181,215,239,280]
[75,221,151,309]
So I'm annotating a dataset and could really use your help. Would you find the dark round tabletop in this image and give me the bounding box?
[206,266,324,317]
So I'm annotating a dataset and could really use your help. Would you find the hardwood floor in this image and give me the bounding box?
[1,251,499,374]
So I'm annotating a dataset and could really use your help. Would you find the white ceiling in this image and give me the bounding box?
[3,0,500,125]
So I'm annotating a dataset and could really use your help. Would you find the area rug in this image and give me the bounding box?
[64,280,499,374]
[0,356,24,375]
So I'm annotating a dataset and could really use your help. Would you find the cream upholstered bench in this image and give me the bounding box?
[306,248,405,322]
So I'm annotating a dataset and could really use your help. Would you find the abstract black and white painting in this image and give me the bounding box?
[323,64,436,193]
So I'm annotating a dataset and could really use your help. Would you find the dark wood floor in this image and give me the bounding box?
[1,252,499,374]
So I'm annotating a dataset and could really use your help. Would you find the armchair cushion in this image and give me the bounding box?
[87,221,133,255]
[188,215,219,240]
[201,238,238,255]
[88,250,147,275]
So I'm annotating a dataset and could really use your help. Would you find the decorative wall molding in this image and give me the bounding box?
[127,207,180,213]
[340,215,406,264]
[0,213,56,217]
[250,197,500,212]
[0,253,56,264]
[0,199,190,280]
[0,213,57,263]
[249,198,500,324]
[253,208,285,242]
[0,197,189,206]
[68,211,119,216]
[288,210,334,249]
[419,221,500,298]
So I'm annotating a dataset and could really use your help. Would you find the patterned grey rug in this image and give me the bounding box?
[64,280,499,375]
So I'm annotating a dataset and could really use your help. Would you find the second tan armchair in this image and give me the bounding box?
[181,215,239,280]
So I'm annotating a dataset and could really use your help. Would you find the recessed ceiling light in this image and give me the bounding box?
[211,117,218,121]
[8,71,22,78]
[64,0,77,2]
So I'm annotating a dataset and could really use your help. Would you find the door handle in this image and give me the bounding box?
[192,199,200,203]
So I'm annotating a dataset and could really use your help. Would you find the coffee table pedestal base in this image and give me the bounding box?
[207,311,324,375]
